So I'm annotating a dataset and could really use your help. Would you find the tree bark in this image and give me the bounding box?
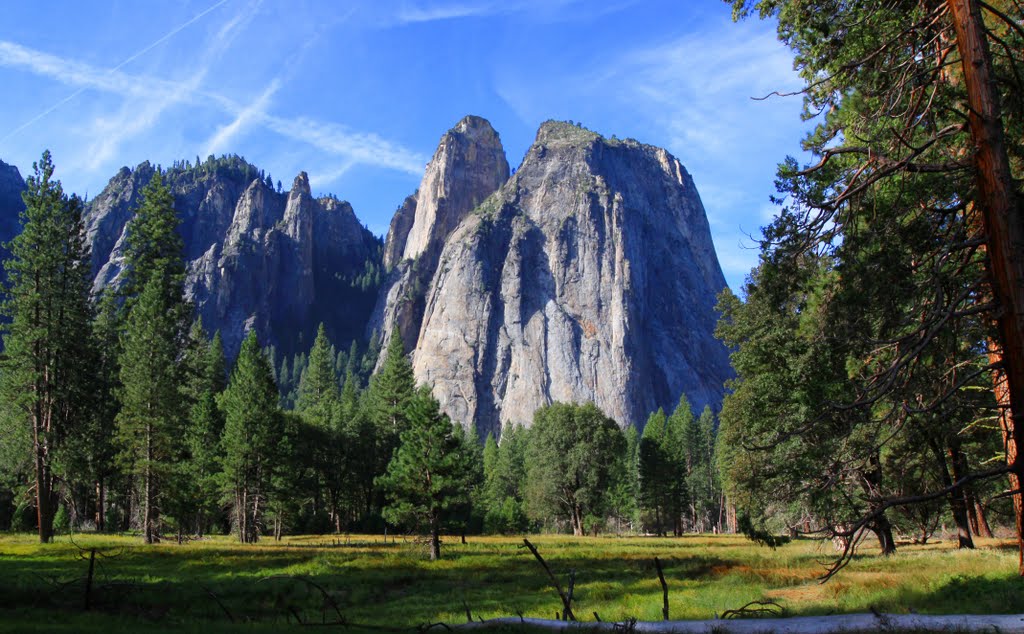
[947,447,976,549]
[144,421,155,545]
[430,514,441,561]
[974,499,994,538]
[948,0,1024,575]
[571,505,584,537]
[94,479,105,532]
[926,437,974,549]
[870,514,897,556]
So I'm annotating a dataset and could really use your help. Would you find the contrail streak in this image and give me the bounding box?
[0,0,230,144]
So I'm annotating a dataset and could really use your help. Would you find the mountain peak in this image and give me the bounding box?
[291,171,311,197]
[535,120,602,147]
[452,114,500,139]
[411,121,731,436]
[371,115,511,356]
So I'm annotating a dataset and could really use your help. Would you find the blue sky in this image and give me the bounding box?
[0,1,808,290]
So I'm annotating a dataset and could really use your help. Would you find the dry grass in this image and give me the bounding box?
[0,532,1019,632]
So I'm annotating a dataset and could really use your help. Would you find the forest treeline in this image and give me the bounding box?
[0,155,725,558]
[719,0,1024,576]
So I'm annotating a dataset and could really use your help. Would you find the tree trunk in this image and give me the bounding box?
[947,447,976,549]
[430,515,441,561]
[572,505,584,537]
[965,486,982,537]
[94,479,105,532]
[948,0,1024,575]
[871,513,897,556]
[238,488,247,543]
[975,500,994,538]
[925,436,975,549]
[33,407,54,543]
[144,422,155,545]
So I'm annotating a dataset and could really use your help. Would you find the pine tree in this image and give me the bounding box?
[0,151,95,543]
[638,409,670,536]
[664,397,694,535]
[365,334,416,501]
[376,387,475,560]
[219,330,282,543]
[296,324,345,529]
[482,425,529,534]
[345,340,360,384]
[296,324,339,422]
[691,406,721,533]
[360,329,382,380]
[334,364,375,525]
[607,424,640,534]
[115,274,187,543]
[450,422,484,540]
[119,171,184,306]
[114,172,188,544]
[180,321,227,535]
[82,289,121,532]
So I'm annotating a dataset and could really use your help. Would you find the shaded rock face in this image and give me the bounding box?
[410,121,732,437]
[85,160,380,358]
[0,160,26,259]
[370,115,510,354]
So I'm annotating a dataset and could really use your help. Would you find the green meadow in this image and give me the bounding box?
[0,533,1020,632]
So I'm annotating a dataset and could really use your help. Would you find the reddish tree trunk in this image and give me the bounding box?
[949,0,1024,575]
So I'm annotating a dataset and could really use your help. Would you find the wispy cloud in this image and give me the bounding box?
[493,15,805,290]
[82,0,261,169]
[0,0,233,145]
[0,37,425,178]
[203,77,281,157]
[310,160,357,189]
[387,0,608,25]
[260,115,424,175]
[394,2,500,23]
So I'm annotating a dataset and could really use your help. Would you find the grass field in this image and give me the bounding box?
[0,532,1020,632]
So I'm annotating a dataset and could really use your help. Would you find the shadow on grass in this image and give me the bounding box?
[887,574,1024,615]
[0,540,733,629]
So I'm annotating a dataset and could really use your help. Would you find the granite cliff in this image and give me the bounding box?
[370,115,509,355]
[383,120,732,437]
[6,115,733,434]
[0,160,26,260]
[84,157,380,357]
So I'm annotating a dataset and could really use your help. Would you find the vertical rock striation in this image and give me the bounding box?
[409,121,732,437]
[84,158,380,358]
[370,115,510,354]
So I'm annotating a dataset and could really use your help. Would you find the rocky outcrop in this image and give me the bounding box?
[410,121,732,437]
[84,158,380,357]
[0,159,26,259]
[370,115,510,353]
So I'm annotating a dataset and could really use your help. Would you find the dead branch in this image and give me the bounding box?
[653,557,669,621]
[721,600,785,620]
[521,539,576,621]
[200,585,235,623]
[259,574,345,624]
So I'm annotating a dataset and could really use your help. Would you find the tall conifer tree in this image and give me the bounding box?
[220,330,282,543]
[0,151,94,543]
[114,172,188,543]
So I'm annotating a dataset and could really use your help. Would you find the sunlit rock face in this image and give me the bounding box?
[398,121,733,437]
[370,115,511,356]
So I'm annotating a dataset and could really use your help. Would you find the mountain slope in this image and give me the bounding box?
[85,156,381,357]
[409,121,732,436]
[0,160,26,259]
[370,115,510,354]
